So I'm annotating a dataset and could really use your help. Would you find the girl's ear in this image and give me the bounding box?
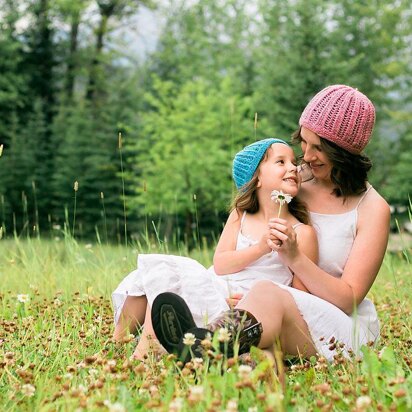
[256,177,262,188]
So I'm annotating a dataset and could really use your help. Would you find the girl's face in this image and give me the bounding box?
[300,127,333,181]
[257,143,300,196]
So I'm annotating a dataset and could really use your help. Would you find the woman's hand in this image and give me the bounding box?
[226,293,244,308]
[267,218,300,265]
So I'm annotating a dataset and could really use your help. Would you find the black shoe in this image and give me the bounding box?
[151,292,196,354]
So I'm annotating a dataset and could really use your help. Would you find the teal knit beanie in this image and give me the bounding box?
[232,138,289,189]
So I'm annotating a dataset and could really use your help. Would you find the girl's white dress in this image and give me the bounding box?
[112,211,296,327]
[112,187,380,360]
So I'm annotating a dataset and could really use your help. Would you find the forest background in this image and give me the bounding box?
[1,0,411,246]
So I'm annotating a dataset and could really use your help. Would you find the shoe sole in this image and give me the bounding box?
[151,292,196,354]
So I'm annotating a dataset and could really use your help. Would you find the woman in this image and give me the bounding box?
[152,84,390,361]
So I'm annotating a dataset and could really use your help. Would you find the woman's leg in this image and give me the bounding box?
[113,296,147,342]
[237,281,316,357]
[131,304,165,360]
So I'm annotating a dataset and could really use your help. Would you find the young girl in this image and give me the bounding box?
[112,138,318,359]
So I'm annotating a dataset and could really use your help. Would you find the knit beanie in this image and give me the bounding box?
[299,85,375,154]
[232,138,289,189]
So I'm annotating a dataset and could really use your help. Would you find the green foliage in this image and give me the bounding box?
[128,76,252,238]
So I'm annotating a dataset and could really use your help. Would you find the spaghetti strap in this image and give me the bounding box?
[292,222,304,230]
[356,184,373,209]
[240,210,247,230]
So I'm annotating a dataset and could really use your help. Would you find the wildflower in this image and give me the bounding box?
[238,364,252,379]
[74,181,79,192]
[217,327,231,342]
[188,385,204,402]
[53,298,62,307]
[85,243,93,249]
[356,396,372,409]
[271,190,293,206]
[248,408,258,412]
[183,333,196,346]
[192,358,203,369]
[169,397,184,412]
[271,190,293,218]
[17,294,30,303]
[0,144,3,157]
[226,399,238,412]
[21,384,35,397]
[0,227,2,240]
[104,400,126,412]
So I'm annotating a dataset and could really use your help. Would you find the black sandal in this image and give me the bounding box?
[151,292,196,354]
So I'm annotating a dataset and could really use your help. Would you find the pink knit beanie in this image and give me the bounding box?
[299,85,375,154]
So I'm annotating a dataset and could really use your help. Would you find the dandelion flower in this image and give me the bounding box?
[183,332,196,346]
[17,294,30,303]
[21,384,35,397]
[217,327,231,342]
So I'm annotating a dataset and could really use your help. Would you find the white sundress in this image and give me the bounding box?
[272,185,380,360]
[112,211,299,327]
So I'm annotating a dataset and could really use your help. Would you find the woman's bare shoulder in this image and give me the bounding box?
[358,187,391,224]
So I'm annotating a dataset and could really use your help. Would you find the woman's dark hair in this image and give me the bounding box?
[292,128,372,198]
[230,148,311,225]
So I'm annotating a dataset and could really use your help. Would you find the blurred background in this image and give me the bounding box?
[0,0,411,246]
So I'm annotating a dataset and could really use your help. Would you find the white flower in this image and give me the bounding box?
[21,384,35,397]
[188,386,204,402]
[270,190,293,205]
[183,332,196,346]
[248,408,258,412]
[226,399,238,412]
[0,144,3,157]
[169,397,184,412]
[238,364,252,379]
[356,396,372,410]
[217,327,231,342]
[103,401,125,412]
[17,294,30,303]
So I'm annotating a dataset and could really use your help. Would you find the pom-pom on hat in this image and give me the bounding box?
[233,138,289,189]
[299,85,375,154]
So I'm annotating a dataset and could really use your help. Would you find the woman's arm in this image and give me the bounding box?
[213,210,271,275]
[291,225,318,292]
[268,190,390,314]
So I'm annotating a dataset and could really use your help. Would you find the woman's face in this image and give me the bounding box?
[300,127,333,181]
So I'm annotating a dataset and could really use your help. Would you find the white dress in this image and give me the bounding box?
[112,211,296,327]
[274,185,380,360]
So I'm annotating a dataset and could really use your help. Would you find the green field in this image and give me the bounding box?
[1,236,411,411]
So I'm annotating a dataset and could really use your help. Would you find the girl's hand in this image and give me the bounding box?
[258,229,273,255]
[226,293,244,308]
[267,218,300,265]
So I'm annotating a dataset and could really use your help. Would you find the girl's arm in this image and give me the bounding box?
[213,210,271,275]
[291,224,318,292]
[268,190,390,314]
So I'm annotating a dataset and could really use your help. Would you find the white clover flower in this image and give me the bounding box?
[169,397,184,412]
[217,327,231,342]
[238,364,252,379]
[270,190,293,205]
[17,294,30,303]
[21,384,35,397]
[356,396,372,410]
[183,332,196,346]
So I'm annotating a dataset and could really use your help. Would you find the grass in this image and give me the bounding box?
[0,236,411,411]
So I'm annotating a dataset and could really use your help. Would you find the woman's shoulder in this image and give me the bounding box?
[358,186,391,225]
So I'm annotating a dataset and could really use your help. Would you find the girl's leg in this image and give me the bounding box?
[131,304,165,360]
[237,281,316,357]
[113,295,147,342]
